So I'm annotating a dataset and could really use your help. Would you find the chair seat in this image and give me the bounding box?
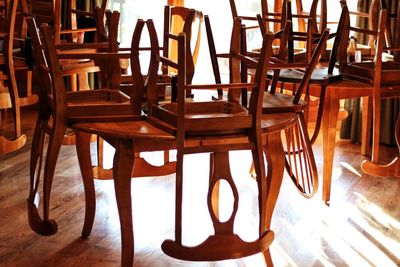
[65,89,135,123]
[262,93,307,113]
[261,113,298,133]
[150,100,252,135]
[72,119,176,142]
[342,61,400,86]
[267,64,342,85]
[0,54,30,69]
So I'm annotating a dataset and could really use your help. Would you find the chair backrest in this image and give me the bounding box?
[334,4,387,85]
[291,0,326,34]
[21,0,107,44]
[2,0,19,68]
[381,0,400,62]
[229,0,284,33]
[147,17,274,135]
[257,14,330,104]
[27,10,122,119]
[163,5,203,84]
[68,0,108,42]
[129,19,162,115]
[26,16,53,117]
[29,19,68,120]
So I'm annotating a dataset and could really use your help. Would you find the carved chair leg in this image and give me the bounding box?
[113,138,135,267]
[28,119,65,236]
[27,116,56,235]
[75,131,96,238]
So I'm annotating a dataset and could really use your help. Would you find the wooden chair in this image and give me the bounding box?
[260,15,330,199]
[21,0,109,91]
[53,19,177,266]
[0,0,37,155]
[341,2,400,177]
[27,10,176,236]
[361,0,400,177]
[26,13,133,235]
[207,7,329,198]
[137,16,280,262]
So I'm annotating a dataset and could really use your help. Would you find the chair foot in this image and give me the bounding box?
[361,157,400,178]
[19,94,38,107]
[162,231,274,261]
[0,134,26,155]
[27,200,58,236]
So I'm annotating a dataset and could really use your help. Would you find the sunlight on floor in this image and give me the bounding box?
[91,141,400,266]
[340,161,363,177]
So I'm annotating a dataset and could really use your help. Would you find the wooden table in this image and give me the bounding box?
[71,112,297,266]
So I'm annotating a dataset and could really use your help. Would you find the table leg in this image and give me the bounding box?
[263,131,285,266]
[75,131,96,238]
[361,96,372,156]
[322,88,339,205]
[113,139,135,267]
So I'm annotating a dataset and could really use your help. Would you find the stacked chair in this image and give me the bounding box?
[208,0,334,199]
[337,1,400,177]
[0,0,38,155]
[26,11,129,235]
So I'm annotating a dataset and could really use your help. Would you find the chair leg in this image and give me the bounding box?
[361,96,372,156]
[113,138,135,267]
[27,115,57,235]
[75,131,96,238]
[174,149,184,244]
[371,93,381,163]
[27,119,65,236]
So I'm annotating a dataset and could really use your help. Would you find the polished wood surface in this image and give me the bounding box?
[1,108,399,266]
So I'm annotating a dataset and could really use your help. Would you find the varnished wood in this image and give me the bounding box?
[25,15,136,237]
[148,17,277,262]
[362,104,400,177]
[359,2,400,177]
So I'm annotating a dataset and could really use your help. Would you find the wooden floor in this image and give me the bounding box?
[1,107,399,267]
